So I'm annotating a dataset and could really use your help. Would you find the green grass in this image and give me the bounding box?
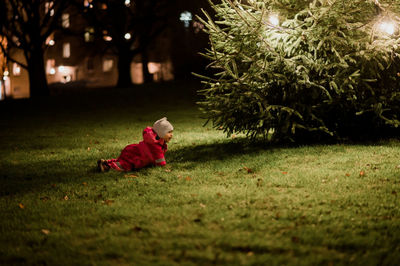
[1,81,400,265]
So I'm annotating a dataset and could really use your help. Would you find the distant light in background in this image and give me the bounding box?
[103,36,112,41]
[58,66,66,73]
[49,68,56,75]
[180,11,192,28]
[193,21,204,34]
[48,39,55,46]
[84,0,93,8]
[12,63,21,76]
[378,21,396,35]
[268,14,280,27]
[124,33,131,40]
[125,0,131,7]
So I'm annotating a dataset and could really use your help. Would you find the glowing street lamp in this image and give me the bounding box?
[124,33,131,40]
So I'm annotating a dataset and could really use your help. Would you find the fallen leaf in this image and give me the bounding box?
[216,192,222,197]
[185,176,192,181]
[231,134,237,139]
[359,171,365,177]
[243,166,253,173]
[18,203,25,209]
[395,165,400,169]
[41,229,50,235]
[64,195,69,200]
[165,169,171,172]
[345,173,350,177]
[40,196,50,202]
[200,203,206,208]
[87,147,91,151]
[282,171,288,175]
[103,199,114,205]
[247,251,254,256]
[124,174,138,178]
[82,182,88,186]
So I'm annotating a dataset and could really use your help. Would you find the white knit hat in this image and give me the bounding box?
[153,117,173,137]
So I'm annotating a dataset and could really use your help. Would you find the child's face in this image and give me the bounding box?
[162,130,173,143]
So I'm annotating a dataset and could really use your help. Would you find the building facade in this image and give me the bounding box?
[1,0,181,100]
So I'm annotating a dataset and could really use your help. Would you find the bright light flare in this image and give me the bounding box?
[378,21,396,35]
[124,33,131,40]
[269,14,279,27]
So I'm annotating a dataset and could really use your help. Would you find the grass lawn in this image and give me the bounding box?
[0,81,399,265]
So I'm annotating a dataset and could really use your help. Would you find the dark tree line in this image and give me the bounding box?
[0,0,186,97]
[0,0,70,97]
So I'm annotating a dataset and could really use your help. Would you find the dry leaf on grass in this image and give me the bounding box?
[103,199,114,205]
[124,174,138,178]
[18,203,25,209]
[243,166,253,173]
[41,229,50,235]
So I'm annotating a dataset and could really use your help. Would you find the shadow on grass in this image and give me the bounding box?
[168,139,273,164]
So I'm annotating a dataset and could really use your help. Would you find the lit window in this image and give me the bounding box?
[84,27,94,42]
[63,43,70,58]
[46,59,55,75]
[180,11,192,28]
[62,13,70,28]
[12,63,21,76]
[45,2,54,16]
[103,59,113,72]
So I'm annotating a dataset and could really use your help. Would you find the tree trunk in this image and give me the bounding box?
[116,51,133,88]
[141,50,153,83]
[27,49,49,97]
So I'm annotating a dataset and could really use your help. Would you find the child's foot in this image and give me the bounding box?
[97,159,110,172]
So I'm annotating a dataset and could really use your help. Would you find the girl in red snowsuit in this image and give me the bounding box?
[98,117,173,172]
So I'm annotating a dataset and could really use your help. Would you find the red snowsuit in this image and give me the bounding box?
[107,127,167,171]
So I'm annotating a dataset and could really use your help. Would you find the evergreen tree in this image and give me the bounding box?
[197,0,400,141]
